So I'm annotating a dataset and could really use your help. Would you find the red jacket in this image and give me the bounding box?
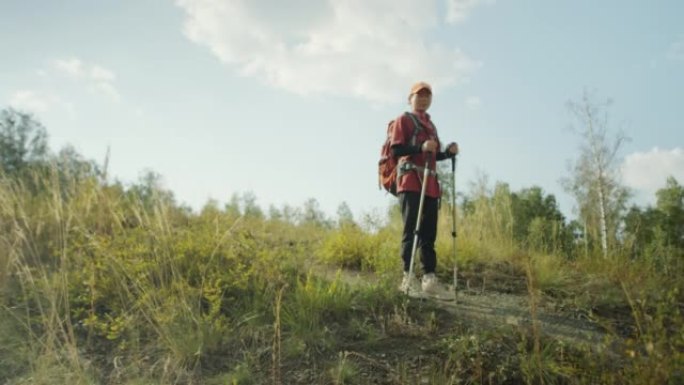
[390,111,441,198]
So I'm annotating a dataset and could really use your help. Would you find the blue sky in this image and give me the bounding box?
[2,0,683,221]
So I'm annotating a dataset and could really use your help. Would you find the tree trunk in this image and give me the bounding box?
[597,175,609,258]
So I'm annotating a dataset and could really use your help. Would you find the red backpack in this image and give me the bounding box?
[378,112,422,196]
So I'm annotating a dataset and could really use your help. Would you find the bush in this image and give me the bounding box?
[319,224,374,270]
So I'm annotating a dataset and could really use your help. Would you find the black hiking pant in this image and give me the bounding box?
[399,191,438,274]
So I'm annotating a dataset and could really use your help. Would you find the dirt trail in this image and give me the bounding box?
[312,266,610,347]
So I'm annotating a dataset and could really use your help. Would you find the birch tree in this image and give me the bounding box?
[562,90,629,258]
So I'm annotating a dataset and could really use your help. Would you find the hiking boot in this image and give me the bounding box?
[399,272,420,293]
[421,273,452,298]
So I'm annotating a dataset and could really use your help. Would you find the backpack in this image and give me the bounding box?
[378,112,422,196]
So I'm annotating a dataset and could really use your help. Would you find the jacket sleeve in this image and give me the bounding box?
[436,150,455,161]
[391,144,421,157]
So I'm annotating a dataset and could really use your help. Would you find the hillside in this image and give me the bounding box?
[1,109,683,384]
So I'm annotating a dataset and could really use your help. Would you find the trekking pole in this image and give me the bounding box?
[451,156,458,296]
[406,152,432,296]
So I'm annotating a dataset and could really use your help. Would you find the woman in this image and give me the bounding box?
[389,81,459,295]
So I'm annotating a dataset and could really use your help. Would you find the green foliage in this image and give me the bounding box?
[0,159,312,383]
[511,188,568,253]
[329,352,358,385]
[527,252,572,292]
[624,176,684,274]
[455,178,574,265]
[336,201,355,227]
[517,337,576,385]
[281,272,347,354]
[562,91,631,258]
[0,108,49,176]
[301,197,332,227]
[0,310,30,380]
[618,284,684,384]
[319,224,373,269]
[2,120,683,384]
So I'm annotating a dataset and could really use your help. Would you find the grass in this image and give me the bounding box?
[1,165,683,384]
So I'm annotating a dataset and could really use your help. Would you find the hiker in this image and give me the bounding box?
[390,81,458,295]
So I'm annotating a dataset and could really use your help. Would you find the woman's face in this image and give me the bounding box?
[410,89,432,111]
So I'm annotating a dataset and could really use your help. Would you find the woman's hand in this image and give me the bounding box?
[421,140,438,153]
[446,142,459,155]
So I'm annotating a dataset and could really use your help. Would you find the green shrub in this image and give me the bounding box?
[319,225,370,269]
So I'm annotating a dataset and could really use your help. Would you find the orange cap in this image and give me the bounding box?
[410,81,432,95]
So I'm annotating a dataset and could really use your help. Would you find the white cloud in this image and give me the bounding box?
[52,58,120,102]
[622,147,684,194]
[54,58,85,77]
[9,90,59,113]
[465,95,481,109]
[667,35,684,61]
[445,0,493,24]
[175,0,480,103]
[8,89,76,117]
[92,82,121,102]
[90,65,116,82]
